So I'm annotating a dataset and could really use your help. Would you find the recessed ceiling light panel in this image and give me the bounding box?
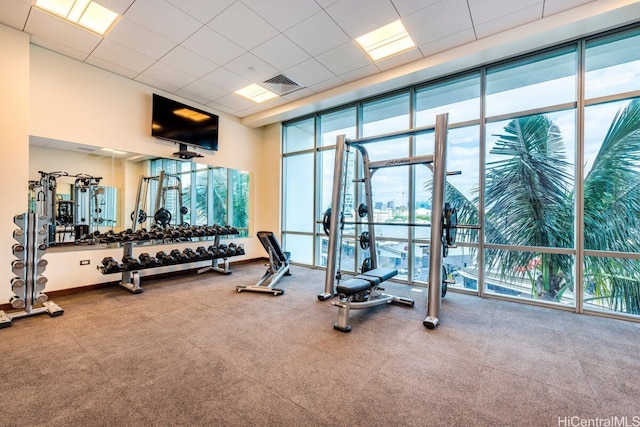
[33,0,120,36]
[355,19,416,61]
[235,84,279,104]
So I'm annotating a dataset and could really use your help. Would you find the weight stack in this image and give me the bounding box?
[0,213,63,329]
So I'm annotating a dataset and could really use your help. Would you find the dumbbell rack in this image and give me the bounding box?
[1,213,64,329]
[99,233,244,294]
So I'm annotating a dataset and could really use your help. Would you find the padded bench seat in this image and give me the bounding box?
[336,278,372,296]
[357,267,398,282]
[336,268,398,297]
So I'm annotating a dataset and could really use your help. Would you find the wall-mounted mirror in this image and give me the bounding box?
[28,136,250,249]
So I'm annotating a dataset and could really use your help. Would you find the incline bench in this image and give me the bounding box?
[332,267,414,332]
[236,231,291,296]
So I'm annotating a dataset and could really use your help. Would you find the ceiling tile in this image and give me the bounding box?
[241,0,321,31]
[85,55,140,79]
[30,35,91,61]
[165,0,235,24]
[474,4,543,39]
[97,0,135,15]
[24,8,102,55]
[0,0,30,31]
[123,0,203,43]
[282,87,314,102]
[284,11,350,56]
[223,52,278,82]
[315,42,372,75]
[284,58,336,87]
[134,74,180,93]
[325,0,400,39]
[207,2,278,50]
[90,39,156,74]
[391,0,441,16]
[107,17,175,59]
[181,26,245,66]
[403,0,473,47]
[175,79,228,105]
[213,93,260,111]
[160,45,218,78]
[375,47,424,71]
[315,0,340,7]
[201,67,252,92]
[308,76,345,93]
[418,28,476,57]
[251,34,311,70]
[137,61,197,90]
[467,0,542,25]
[338,64,380,83]
[543,0,595,16]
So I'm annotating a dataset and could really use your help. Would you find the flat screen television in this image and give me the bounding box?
[151,94,219,152]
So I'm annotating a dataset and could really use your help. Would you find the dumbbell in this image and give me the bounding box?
[139,252,159,268]
[207,245,219,257]
[196,246,211,260]
[170,248,189,263]
[100,256,123,274]
[156,250,176,265]
[182,247,198,261]
[227,242,237,256]
[122,255,142,270]
[217,243,228,256]
[235,243,245,255]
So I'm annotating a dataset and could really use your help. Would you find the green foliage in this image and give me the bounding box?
[445,99,640,312]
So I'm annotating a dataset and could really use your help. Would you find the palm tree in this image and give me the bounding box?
[582,99,640,313]
[451,99,640,313]
[482,114,574,300]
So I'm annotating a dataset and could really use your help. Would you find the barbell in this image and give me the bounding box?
[321,203,476,250]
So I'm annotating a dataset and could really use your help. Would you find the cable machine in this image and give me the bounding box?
[29,171,103,245]
[319,113,467,329]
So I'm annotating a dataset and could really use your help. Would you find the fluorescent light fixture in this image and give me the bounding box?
[33,0,119,36]
[173,108,211,122]
[101,147,127,155]
[235,84,279,103]
[355,20,416,61]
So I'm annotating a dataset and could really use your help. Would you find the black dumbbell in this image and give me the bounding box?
[227,242,237,256]
[196,246,211,259]
[122,255,142,270]
[170,248,189,263]
[100,256,123,274]
[156,250,176,265]
[183,247,198,261]
[139,252,159,267]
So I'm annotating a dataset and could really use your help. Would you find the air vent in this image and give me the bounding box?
[262,74,303,96]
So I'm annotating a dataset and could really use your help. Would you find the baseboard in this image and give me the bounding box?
[0,257,267,312]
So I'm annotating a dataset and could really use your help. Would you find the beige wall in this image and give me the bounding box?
[0,25,30,305]
[1,25,282,303]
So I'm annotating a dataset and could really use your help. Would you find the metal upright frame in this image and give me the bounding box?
[319,113,452,329]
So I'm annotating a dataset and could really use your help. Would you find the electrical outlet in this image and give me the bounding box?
[80,260,90,266]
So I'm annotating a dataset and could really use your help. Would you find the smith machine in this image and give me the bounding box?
[131,171,186,230]
[319,114,473,331]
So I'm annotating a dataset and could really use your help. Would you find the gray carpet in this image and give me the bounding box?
[1,261,639,427]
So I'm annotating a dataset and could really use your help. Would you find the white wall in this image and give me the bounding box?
[0,25,30,306]
[1,26,282,303]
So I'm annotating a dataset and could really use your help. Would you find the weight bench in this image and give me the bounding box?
[332,267,414,332]
[236,231,291,296]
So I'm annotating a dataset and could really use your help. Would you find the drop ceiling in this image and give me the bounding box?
[2,0,639,128]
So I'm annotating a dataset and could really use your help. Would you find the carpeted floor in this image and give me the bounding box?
[1,261,638,427]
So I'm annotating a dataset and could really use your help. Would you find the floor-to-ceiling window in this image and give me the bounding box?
[281,25,640,320]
